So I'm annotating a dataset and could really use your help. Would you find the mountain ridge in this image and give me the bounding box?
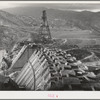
[3,7,100,30]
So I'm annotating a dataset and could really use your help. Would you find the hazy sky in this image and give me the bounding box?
[0,1,100,12]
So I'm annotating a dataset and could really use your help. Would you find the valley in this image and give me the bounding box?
[0,7,100,65]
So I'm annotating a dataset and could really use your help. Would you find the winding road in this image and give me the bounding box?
[83,52,94,60]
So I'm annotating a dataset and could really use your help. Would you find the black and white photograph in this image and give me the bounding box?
[0,1,100,91]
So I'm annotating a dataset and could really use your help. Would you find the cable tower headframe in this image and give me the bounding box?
[39,10,52,42]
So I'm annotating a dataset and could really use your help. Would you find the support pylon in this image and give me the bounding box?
[39,10,52,42]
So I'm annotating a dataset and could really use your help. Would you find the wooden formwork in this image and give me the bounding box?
[8,45,35,73]
[15,49,52,90]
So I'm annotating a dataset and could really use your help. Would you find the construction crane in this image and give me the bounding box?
[39,10,52,43]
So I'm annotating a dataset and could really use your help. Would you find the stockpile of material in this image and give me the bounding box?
[42,47,100,90]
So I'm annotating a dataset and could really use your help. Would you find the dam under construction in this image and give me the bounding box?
[0,10,100,91]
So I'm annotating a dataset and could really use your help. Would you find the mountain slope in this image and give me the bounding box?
[0,10,39,51]
[4,7,100,30]
[1,7,100,51]
[0,10,36,27]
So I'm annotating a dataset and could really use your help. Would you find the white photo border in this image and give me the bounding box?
[0,1,100,99]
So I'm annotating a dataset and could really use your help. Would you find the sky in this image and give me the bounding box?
[0,1,100,12]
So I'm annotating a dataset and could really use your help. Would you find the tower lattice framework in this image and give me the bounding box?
[39,10,52,41]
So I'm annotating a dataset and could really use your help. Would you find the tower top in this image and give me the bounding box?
[42,10,47,23]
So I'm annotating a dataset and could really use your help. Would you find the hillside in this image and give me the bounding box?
[1,7,100,51]
[3,7,100,31]
[0,10,39,51]
[0,10,34,27]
